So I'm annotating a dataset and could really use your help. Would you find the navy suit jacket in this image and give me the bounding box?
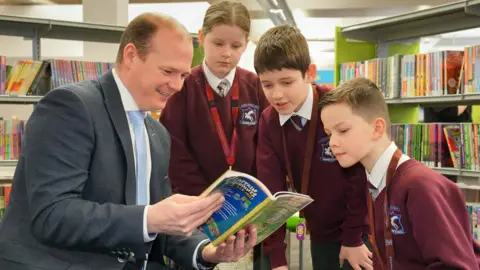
[0,71,206,270]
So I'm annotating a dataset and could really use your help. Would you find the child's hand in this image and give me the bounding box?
[272,266,288,270]
[339,244,373,270]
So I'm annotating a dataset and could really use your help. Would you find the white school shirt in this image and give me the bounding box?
[202,60,236,96]
[366,142,410,201]
[279,84,313,127]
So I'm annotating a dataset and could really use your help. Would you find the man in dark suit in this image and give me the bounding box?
[0,13,257,270]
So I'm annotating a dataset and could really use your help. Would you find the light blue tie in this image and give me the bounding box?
[128,110,148,206]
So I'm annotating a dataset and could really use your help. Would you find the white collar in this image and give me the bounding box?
[279,84,313,126]
[111,68,142,112]
[366,142,399,189]
[202,60,236,90]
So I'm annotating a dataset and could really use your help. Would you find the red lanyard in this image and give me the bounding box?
[368,148,402,270]
[205,80,239,169]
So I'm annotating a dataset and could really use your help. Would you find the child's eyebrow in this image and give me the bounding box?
[333,121,346,128]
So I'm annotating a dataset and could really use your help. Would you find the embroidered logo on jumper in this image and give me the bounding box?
[389,205,406,235]
[319,137,336,163]
[239,103,259,126]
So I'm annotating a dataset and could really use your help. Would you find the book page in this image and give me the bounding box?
[200,174,271,245]
[248,194,313,245]
[215,249,253,270]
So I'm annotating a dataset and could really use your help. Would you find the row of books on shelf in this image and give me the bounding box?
[467,203,480,242]
[0,117,25,161]
[0,184,11,220]
[0,55,114,96]
[391,122,478,170]
[339,45,480,99]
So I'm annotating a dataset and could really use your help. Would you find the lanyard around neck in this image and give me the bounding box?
[281,86,319,218]
[205,80,239,169]
[367,148,402,270]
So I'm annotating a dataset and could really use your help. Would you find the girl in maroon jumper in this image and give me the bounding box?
[320,77,480,269]
[160,2,268,199]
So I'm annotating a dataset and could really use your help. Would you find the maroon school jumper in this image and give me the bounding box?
[160,65,269,195]
[373,158,480,269]
[256,85,369,268]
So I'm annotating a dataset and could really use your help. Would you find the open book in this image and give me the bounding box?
[199,170,314,246]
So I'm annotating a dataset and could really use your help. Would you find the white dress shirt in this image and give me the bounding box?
[366,142,410,201]
[279,84,313,127]
[202,60,236,97]
[112,69,206,269]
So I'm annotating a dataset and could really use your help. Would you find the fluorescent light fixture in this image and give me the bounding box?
[269,8,286,21]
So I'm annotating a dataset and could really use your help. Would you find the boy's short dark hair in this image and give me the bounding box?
[319,77,391,132]
[253,25,310,76]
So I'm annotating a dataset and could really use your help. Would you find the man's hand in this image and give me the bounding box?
[339,244,373,270]
[202,225,257,264]
[147,192,224,236]
[272,266,288,270]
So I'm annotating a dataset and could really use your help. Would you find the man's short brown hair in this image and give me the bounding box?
[253,25,310,76]
[319,77,391,130]
[115,13,190,64]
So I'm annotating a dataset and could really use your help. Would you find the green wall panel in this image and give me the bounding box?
[192,43,204,67]
[334,26,376,86]
[388,42,420,56]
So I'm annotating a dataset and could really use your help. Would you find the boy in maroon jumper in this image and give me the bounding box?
[320,77,480,269]
[254,25,372,270]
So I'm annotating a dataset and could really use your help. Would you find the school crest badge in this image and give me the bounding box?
[319,137,336,163]
[239,103,259,126]
[389,205,406,235]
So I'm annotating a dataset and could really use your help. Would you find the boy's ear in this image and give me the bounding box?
[372,117,387,141]
[198,29,204,45]
[306,64,317,83]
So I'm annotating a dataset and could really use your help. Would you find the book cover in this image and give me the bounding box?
[200,170,313,246]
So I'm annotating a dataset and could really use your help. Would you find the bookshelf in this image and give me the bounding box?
[341,0,480,43]
[0,160,17,167]
[335,1,480,184]
[385,94,480,107]
[0,95,42,104]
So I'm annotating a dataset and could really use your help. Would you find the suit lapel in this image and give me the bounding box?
[99,71,137,205]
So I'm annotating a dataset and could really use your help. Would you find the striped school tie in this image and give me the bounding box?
[290,115,304,131]
[217,79,229,97]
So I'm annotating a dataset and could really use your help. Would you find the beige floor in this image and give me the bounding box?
[287,232,313,270]
[216,232,313,270]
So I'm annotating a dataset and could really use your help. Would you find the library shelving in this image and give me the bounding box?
[0,14,125,62]
[385,93,480,107]
[0,95,42,104]
[0,160,17,167]
[335,0,480,169]
[340,0,480,43]
[336,0,480,240]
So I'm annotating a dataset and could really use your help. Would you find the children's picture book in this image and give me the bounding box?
[199,170,314,246]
